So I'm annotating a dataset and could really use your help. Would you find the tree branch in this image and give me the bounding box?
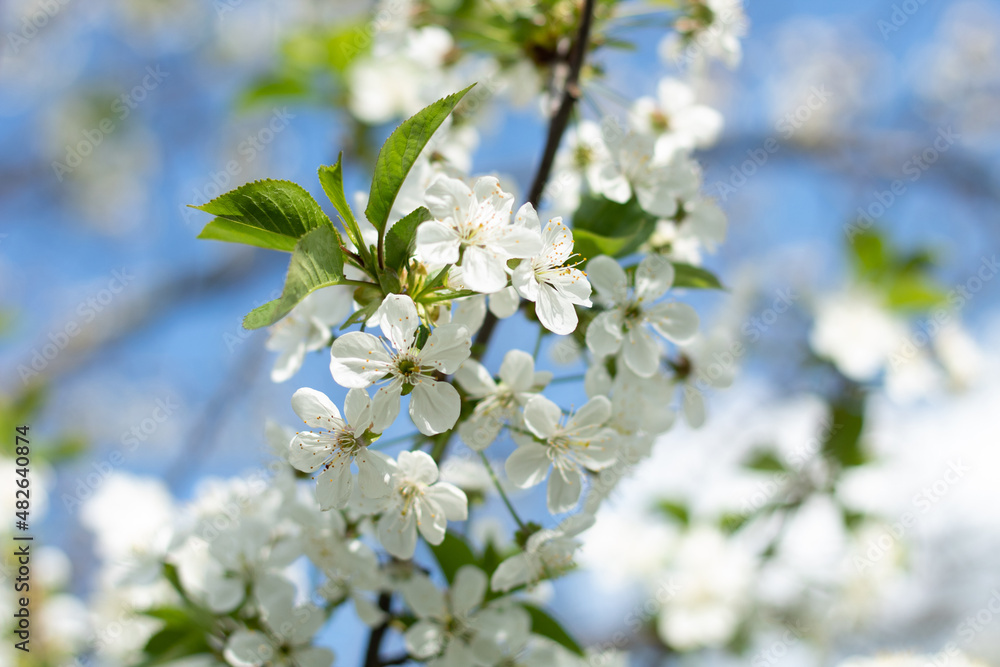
[363,592,393,667]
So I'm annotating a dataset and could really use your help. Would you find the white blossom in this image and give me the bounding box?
[630,77,724,154]
[329,294,471,435]
[505,395,618,514]
[490,514,595,592]
[586,254,699,376]
[417,175,542,294]
[511,203,592,335]
[288,387,393,511]
[266,286,353,383]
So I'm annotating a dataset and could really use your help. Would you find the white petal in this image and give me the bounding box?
[452,295,486,335]
[377,294,421,352]
[683,385,706,428]
[622,326,660,377]
[635,254,675,303]
[636,179,679,218]
[646,302,700,343]
[316,460,353,510]
[512,202,542,234]
[269,345,306,383]
[458,413,503,451]
[492,225,543,259]
[462,245,509,294]
[356,449,393,498]
[489,286,521,319]
[585,310,624,358]
[536,283,578,335]
[511,262,538,302]
[426,174,473,220]
[451,565,487,617]
[402,575,449,621]
[352,593,388,628]
[410,380,461,436]
[490,553,535,592]
[416,497,449,545]
[454,360,496,398]
[420,323,472,374]
[372,382,402,433]
[344,387,372,430]
[404,620,445,659]
[224,630,273,667]
[586,256,628,303]
[498,349,535,391]
[330,332,393,388]
[567,395,611,429]
[288,432,329,473]
[504,442,552,488]
[415,219,461,265]
[293,647,335,667]
[397,450,439,485]
[291,387,342,428]
[378,506,418,559]
[547,467,583,514]
[423,482,468,521]
[522,394,562,439]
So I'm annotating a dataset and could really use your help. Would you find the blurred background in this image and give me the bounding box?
[2,0,1000,665]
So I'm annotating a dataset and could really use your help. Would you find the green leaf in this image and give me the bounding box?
[428,532,477,584]
[571,195,658,260]
[822,401,867,468]
[365,85,475,233]
[521,603,585,657]
[851,230,889,279]
[243,224,347,329]
[318,156,366,254]
[743,449,787,472]
[237,74,309,110]
[884,274,945,311]
[385,207,432,271]
[654,499,689,526]
[671,262,724,290]
[194,179,330,252]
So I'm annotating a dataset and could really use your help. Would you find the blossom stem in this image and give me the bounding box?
[479,451,526,530]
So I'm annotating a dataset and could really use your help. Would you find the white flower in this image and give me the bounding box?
[288,387,393,511]
[329,294,471,436]
[809,289,907,382]
[649,196,728,265]
[402,566,488,666]
[551,120,616,214]
[505,395,618,514]
[266,286,353,383]
[377,451,468,559]
[585,255,700,377]
[490,514,595,592]
[454,349,552,450]
[659,0,747,69]
[592,133,701,218]
[417,176,542,294]
[630,78,724,154]
[511,204,592,335]
[656,525,754,651]
[223,574,333,667]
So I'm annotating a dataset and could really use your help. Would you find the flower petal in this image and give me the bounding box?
[356,449,393,498]
[404,619,445,659]
[423,482,468,521]
[343,387,372,430]
[378,505,417,559]
[586,255,628,303]
[635,254,675,303]
[567,395,611,430]
[376,294,420,352]
[585,310,624,358]
[522,394,562,439]
[622,325,660,377]
[451,565,487,617]
[492,225,543,259]
[461,245,509,294]
[410,380,461,436]
[536,282,578,335]
[288,432,330,473]
[372,381,402,433]
[547,466,583,514]
[454,360,496,398]
[315,460,353,510]
[498,349,534,391]
[402,574,449,621]
[415,219,461,265]
[330,332,392,388]
[397,450,439,485]
[504,442,551,489]
[489,286,521,319]
[646,301,700,343]
[291,387,342,428]
[420,323,472,374]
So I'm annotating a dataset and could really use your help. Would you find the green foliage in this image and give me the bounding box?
[318,155,368,258]
[385,207,432,271]
[136,606,213,667]
[654,499,690,526]
[849,229,945,312]
[671,261,724,290]
[365,85,475,234]
[822,400,868,469]
[194,180,330,252]
[571,194,658,260]
[742,448,787,472]
[520,603,585,657]
[243,225,347,329]
[428,532,478,584]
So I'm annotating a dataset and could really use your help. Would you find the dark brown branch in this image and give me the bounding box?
[363,592,393,667]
